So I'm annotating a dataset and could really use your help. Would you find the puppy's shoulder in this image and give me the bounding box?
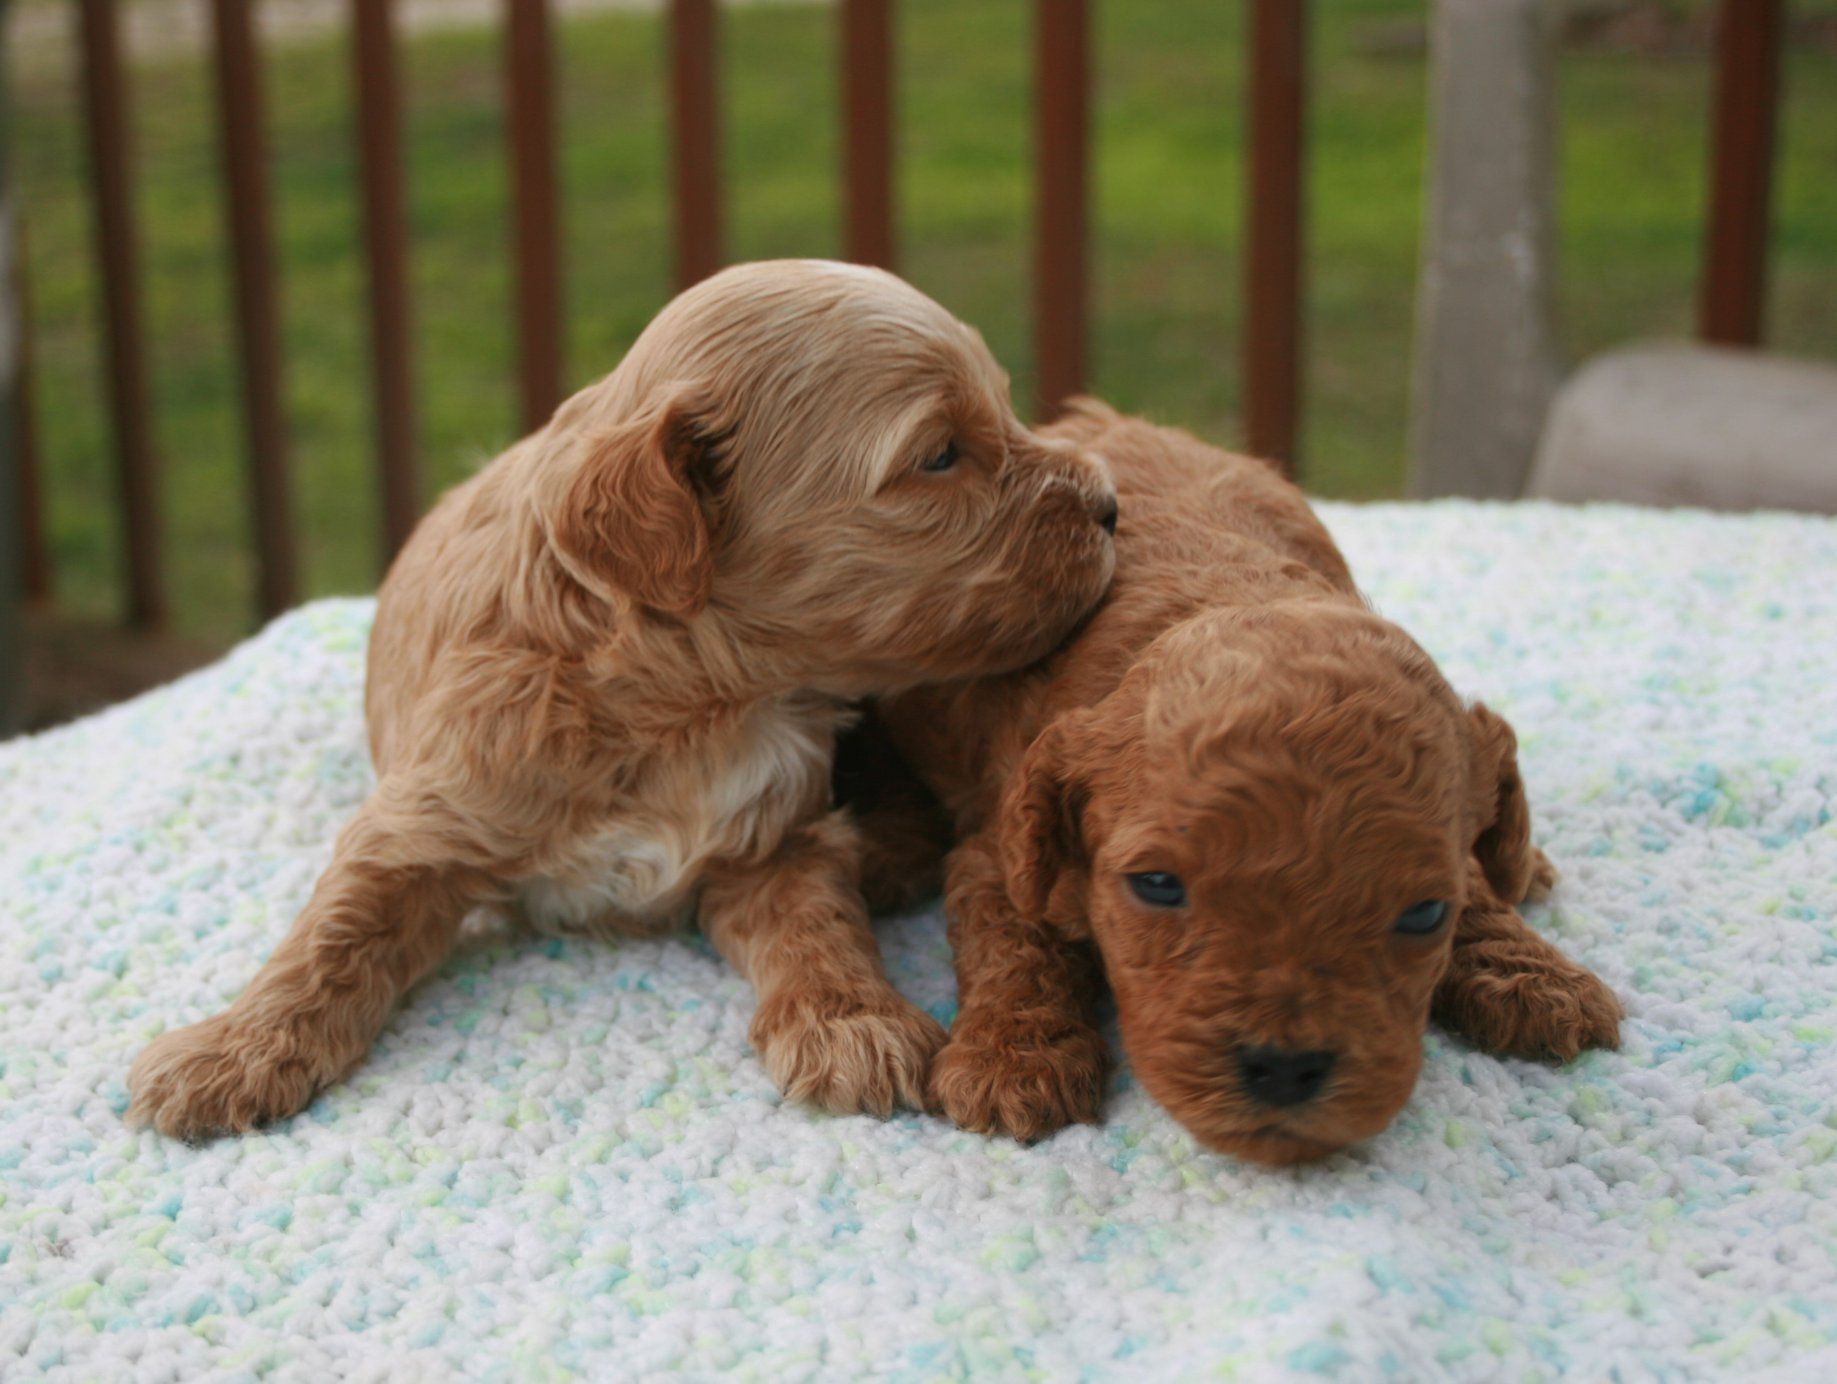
[1120,434,1352,596]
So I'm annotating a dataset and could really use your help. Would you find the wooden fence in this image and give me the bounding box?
[4,0,1791,642]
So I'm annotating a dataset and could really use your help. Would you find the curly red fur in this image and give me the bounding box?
[877,403,1620,1163]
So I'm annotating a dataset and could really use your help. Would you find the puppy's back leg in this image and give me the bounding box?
[127,777,501,1138]
[928,832,1108,1143]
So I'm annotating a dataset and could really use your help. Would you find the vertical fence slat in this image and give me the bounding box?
[78,0,164,627]
[3,80,23,734]
[1700,0,1783,347]
[1245,0,1306,473]
[841,0,895,269]
[12,223,50,604]
[352,0,420,562]
[506,0,564,431]
[211,0,297,620]
[1033,0,1089,421]
[670,0,721,291]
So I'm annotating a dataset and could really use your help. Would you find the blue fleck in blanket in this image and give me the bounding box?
[4,502,1837,1380]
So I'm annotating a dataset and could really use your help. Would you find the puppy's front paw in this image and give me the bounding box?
[127,1013,330,1139]
[751,988,947,1117]
[1436,958,1622,1063]
[929,1018,1108,1144]
[1523,848,1559,904]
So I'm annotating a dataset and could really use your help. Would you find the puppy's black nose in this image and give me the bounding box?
[1096,496,1119,534]
[1237,1045,1336,1108]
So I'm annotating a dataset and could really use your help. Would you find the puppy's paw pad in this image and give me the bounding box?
[1441,964,1622,1063]
[752,991,947,1118]
[929,1021,1107,1144]
[127,1015,325,1140]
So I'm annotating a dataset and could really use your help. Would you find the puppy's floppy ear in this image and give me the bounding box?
[548,383,716,617]
[999,713,1094,934]
[1466,702,1536,903]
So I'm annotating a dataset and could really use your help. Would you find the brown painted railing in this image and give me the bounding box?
[841,0,895,271]
[75,0,163,629]
[6,0,1791,641]
[507,0,566,433]
[1244,0,1305,467]
[670,0,722,291]
[352,0,421,563]
[1700,0,1783,346]
[211,0,297,618]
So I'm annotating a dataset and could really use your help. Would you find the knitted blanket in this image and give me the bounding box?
[3,502,1835,1380]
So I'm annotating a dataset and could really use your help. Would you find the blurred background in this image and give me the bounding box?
[2,0,1835,726]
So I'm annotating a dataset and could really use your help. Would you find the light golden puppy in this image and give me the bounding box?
[128,261,1118,1138]
[861,404,1619,1165]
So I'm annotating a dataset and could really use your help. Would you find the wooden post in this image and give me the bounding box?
[2,59,22,734]
[506,0,564,430]
[670,0,721,290]
[1032,0,1089,421]
[1244,0,1306,473]
[351,0,421,563]
[211,0,298,620]
[78,0,164,627]
[1700,0,1784,347]
[841,0,895,269]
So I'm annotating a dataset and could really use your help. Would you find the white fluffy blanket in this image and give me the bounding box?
[3,502,1836,1380]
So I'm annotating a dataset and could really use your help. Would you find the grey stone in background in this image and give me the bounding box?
[1529,343,1837,513]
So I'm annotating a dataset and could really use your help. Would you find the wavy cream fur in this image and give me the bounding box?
[127,260,1117,1138]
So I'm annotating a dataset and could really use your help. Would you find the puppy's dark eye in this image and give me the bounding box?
[1394,900,1448,935]
[1126,872,1187,908]
[919,441,959,473]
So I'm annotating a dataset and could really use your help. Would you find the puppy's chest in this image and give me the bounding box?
[518,696,844,935]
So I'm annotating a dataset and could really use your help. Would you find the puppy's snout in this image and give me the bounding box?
[1032,437,1115,514]
[1237,1045,1337,1109]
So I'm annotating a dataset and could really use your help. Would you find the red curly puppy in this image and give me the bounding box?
[870,404,1620,1165]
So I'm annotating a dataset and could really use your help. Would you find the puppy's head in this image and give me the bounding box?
[538,260,1116,690]
[999,604,1535,1165]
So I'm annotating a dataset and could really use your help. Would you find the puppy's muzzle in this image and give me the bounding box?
[1035,439,1116,531]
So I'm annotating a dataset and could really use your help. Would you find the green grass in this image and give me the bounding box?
[12,0,1837,642]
